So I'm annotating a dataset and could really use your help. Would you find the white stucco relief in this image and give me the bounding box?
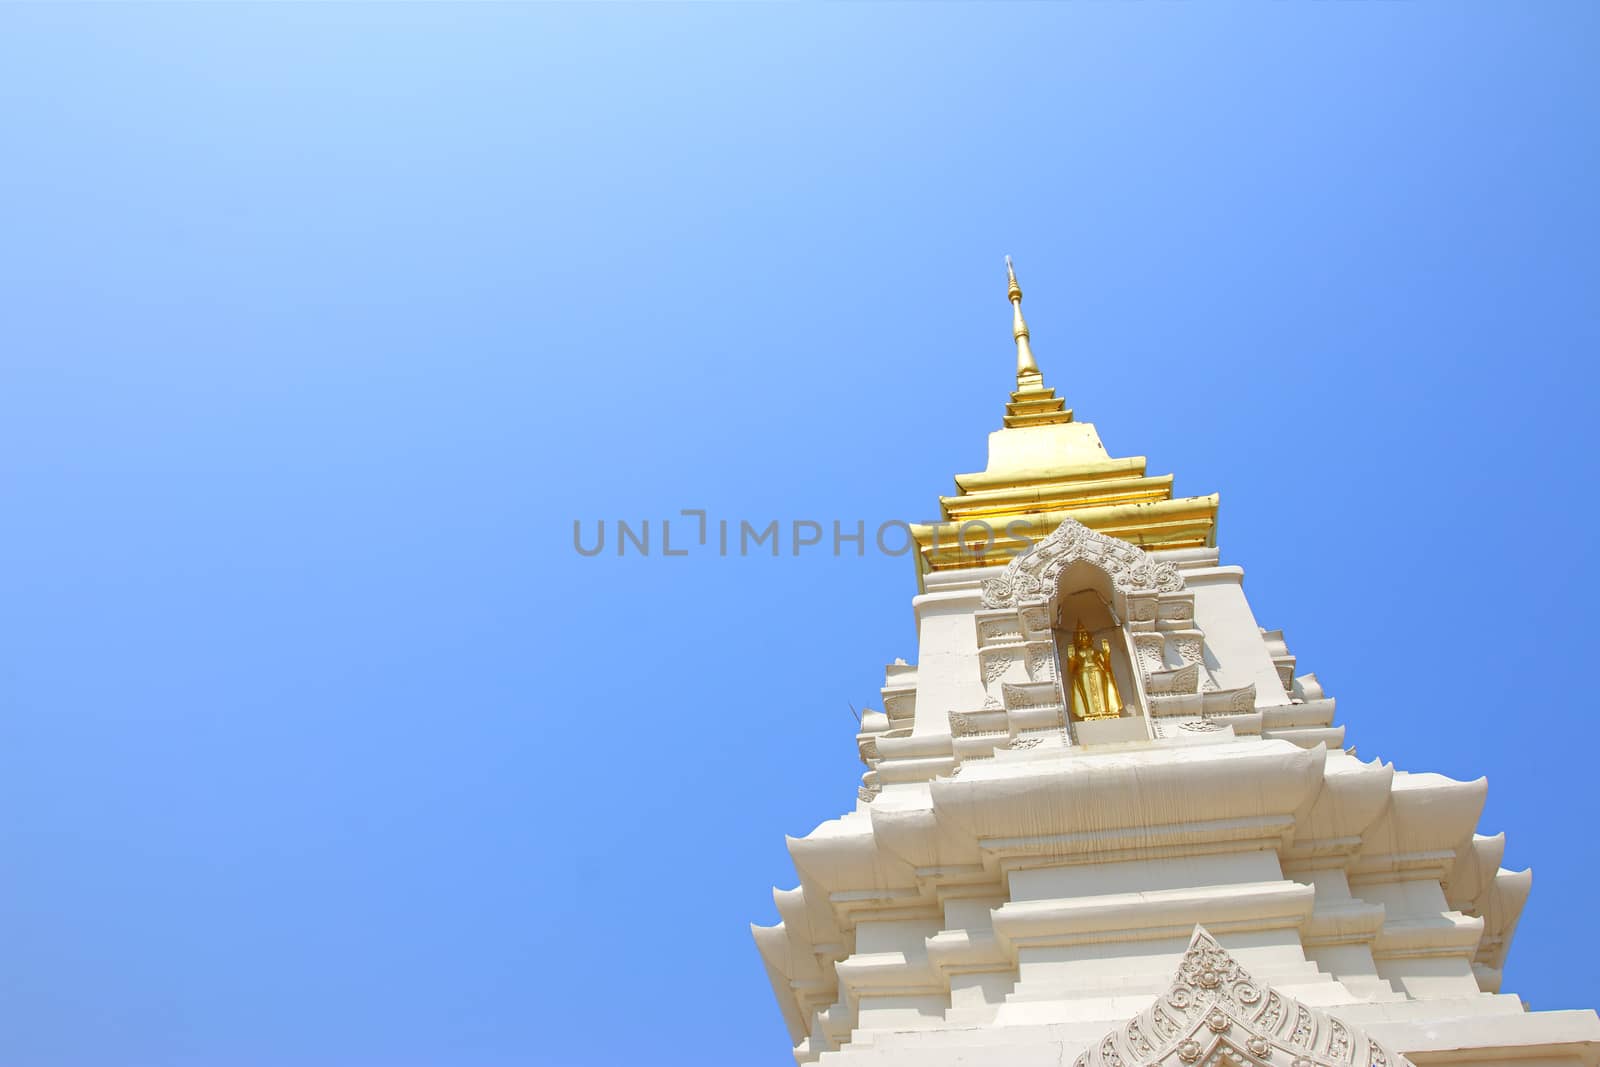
[979,518,1186,608]
[1079,927,1410,1067]
[953,521,1252,756]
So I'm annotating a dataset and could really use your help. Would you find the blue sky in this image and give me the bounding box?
[0,4,1596,1066]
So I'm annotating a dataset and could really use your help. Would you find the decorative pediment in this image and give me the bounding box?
[982,519,1184,608]
[1075,927,1411,1067]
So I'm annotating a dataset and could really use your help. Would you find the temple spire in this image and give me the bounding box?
[996,258,1072,430]
[1006,256,1042,389]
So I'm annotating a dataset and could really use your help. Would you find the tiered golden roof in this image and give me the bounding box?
[910,260,1219,586]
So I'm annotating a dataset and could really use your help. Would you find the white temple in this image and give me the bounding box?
[752,263,1600,1067]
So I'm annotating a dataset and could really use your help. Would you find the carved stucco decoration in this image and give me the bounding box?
[983,650,1015,684]
[962,521,1218,758]
[950,710,1005,739]
[1147,663,1201,696]
[1001,681,1062,712]
[1074,927,1410,1067]
[1174,635,1205,666]
[979,618,1023,643]
[983,519,1184,608]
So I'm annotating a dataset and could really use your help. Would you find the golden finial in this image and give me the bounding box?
[1005,256,1041,386]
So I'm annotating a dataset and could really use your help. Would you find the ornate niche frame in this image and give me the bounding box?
[949,520,1256,760]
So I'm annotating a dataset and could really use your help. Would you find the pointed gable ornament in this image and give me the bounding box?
[981,518,1184,609]
[1076,927,1412,1067]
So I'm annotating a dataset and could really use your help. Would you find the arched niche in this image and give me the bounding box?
[966,520,1195,753]
[1050,559,1151,745]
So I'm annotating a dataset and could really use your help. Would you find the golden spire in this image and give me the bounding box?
[906,262,1220,587]
[1006,256,1042,388]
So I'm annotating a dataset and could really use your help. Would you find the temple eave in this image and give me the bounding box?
[952,455,1150,493]
[1002,411,1076,428]
[939,473,1177,519]
[912,494,1220,573]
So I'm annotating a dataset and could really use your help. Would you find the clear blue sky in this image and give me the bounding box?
[0,4,1596,1066]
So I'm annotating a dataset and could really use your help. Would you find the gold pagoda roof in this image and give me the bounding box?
[910,261,1218,585]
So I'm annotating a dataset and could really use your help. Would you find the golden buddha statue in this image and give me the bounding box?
[1067,621,1124,721]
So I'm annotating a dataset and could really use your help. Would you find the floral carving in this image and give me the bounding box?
[1002,682,1062,712]
[981,519,1183,608]
[1292,1005,1313,1045]
[1028,646,1056,680]
[979,619,1022,643]
[950,711,1003,739]
[1329,1021,1349,1059]
[1259,992,1283,1031]
[1147,664,1201,696]
[1075,926,1412,1067]
[1159,599,1194,621]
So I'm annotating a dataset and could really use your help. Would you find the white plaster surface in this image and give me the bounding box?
[755,521,1599,1066]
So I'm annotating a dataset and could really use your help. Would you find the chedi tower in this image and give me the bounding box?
[751,263,1600,1066]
